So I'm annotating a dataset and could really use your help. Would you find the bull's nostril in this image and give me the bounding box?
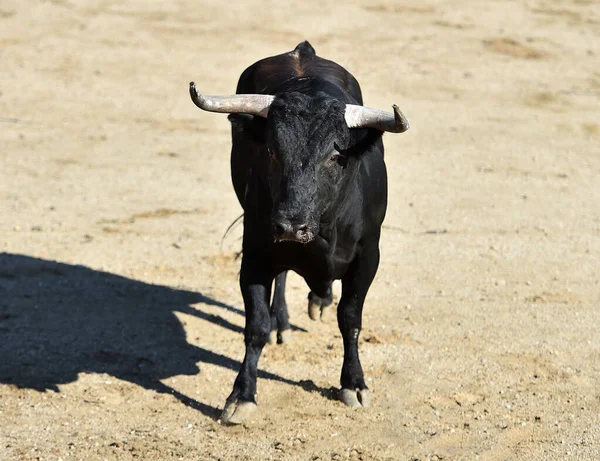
[297,224,309,234]
[272,218,312,242]
[273,222,286,236]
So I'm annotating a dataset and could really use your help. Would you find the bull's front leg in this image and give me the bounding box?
[337,240,380,408]
[221,254,273,425]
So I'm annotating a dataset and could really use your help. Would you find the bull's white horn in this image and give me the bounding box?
[190,82,409,133]
[189,82,274,118]
[344,104,410,133]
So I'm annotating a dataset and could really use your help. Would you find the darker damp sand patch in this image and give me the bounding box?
[98,208,206,225]
[484,38,548,59]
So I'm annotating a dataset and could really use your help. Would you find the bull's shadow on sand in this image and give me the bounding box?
[0,253,323,420]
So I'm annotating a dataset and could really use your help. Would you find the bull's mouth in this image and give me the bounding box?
[274,236,314,244]
[274,232,315,245]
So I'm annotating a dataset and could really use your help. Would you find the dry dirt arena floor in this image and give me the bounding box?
[1,1,599,460]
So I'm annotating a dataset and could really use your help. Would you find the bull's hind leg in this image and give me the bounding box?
[307,284,333,321]
[268,271,292,344]
[221,255,272,425]
[336,241,380,408]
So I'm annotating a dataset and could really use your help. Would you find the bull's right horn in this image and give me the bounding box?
[189,82,274,118]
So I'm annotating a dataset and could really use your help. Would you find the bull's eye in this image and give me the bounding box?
[327,152,344,167]
[327,142,347,167]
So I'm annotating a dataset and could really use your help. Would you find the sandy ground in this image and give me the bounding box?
[1,0,599,459]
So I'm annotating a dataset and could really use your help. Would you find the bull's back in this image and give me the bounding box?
[235,41,363,104]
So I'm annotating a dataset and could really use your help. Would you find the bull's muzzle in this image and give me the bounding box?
[272,218,314,244]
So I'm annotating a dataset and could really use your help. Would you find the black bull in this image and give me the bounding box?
[189,41,409,424]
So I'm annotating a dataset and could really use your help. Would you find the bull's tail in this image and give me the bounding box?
[220,213,244,251]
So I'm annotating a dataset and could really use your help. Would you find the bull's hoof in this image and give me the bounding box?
[220,399,257,425]
[320,305,332,321]
[268,329,292,344]
[308,300,320,320]
[277,329,292,344]
[268,330,277,345]
[339,388,371,408]
[308,300,332,321]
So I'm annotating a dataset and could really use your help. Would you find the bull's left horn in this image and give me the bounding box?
[344,103,410,133]
[189,82,274,118]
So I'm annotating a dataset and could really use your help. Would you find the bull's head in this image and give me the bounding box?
[189,82,409,244]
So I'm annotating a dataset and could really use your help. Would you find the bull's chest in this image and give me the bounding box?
[271,235,355,287]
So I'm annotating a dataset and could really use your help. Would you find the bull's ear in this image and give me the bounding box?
[345,128,383,157]
[228,113,267,145]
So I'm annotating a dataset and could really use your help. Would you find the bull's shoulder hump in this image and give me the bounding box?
[293,40,316,56]
[235,53,300,94]
[236,47,362,102]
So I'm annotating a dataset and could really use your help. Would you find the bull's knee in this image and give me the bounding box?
[245,316,271,347]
